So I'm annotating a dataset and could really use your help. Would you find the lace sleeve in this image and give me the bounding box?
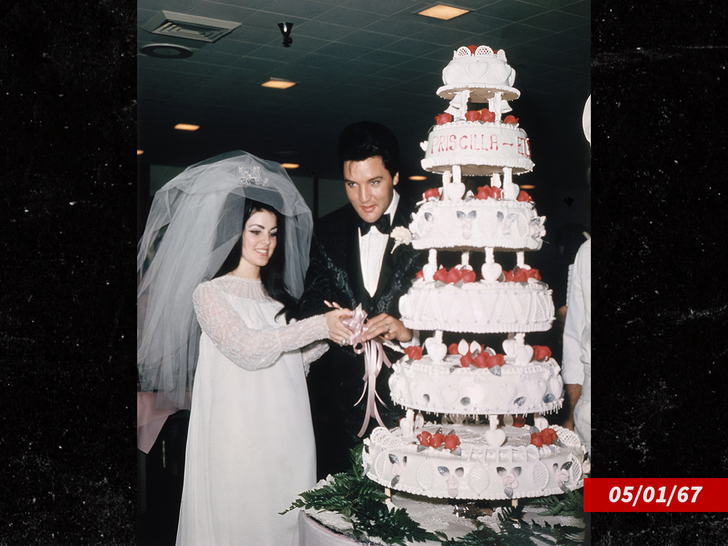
[300,341,330,376]
[193,282,329,371]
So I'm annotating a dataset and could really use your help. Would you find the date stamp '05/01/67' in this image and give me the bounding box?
[609,485,701,507]
[584,479,726,512]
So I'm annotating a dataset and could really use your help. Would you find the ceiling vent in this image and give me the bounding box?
[141,11,241,43]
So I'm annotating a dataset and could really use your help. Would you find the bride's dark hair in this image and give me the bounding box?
[214,198,297,322]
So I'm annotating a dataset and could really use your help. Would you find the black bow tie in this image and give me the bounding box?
[359,214,391,236]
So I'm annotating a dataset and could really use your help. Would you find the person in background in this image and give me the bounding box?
[561,237,591,455]
[296,121,426,477]
[553,223,589,331]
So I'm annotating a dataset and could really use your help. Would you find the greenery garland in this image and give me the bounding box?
[282,447,439,545]
[282,446,587,546]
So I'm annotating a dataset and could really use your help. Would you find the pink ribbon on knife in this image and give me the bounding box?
[343,304,392,437]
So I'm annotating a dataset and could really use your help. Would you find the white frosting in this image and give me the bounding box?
[355,44,586,507]
[438,46,519,102]
[410,198,544,251]
[389,355,563,415]
[399,279,555,334]
[421,121,533,176]
[363,424,584,501]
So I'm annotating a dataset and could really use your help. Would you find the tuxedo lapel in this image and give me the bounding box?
[371,200,411,308]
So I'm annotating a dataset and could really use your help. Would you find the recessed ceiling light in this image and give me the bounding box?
[409,175,427,181]
[140,43,194,59]
[137,150,144,155]
[175,123,200,131]
[418,5,469,20]
[519,184,535,189]
[262,78,296,89]
[281,163,299,169]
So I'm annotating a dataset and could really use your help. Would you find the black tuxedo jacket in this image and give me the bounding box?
[296,197,426,477]
[296,198,424,321]
[299,199,420,318]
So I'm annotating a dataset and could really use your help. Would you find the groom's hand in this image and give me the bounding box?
[361,313,411,343]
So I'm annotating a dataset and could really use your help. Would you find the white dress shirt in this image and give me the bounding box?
[359,191,399,297]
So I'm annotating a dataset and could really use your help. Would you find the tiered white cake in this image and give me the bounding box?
[362,46,586,502]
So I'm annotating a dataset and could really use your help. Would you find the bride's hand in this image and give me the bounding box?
[324,308,353,346]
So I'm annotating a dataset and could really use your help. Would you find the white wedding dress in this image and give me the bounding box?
[176,275,329,546]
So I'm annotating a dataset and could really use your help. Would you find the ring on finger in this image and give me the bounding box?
[386,323,390,332]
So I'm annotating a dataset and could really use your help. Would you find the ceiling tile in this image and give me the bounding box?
[341,0,416,16]
[516,0,584,9]
[315,41,373,59]
[295,20,356,41]
[338,29,403,49]
[264,0,337,18]
[294,52,348,70]
[472,0,548,22]
[433,11,511,34]
[523,9,587,32]
[361,13,436,38]
[408,26,478,46]
[355,48,415,67]
[313,6,386,28]
[558,0,590,18]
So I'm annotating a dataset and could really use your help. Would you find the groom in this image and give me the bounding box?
[296,121,425,477]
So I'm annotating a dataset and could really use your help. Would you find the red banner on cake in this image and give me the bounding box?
[584,478,728,512]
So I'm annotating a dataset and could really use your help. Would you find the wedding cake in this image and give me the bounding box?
[362,46,587,501]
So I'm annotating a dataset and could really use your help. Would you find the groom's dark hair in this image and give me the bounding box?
[338,121,400,179]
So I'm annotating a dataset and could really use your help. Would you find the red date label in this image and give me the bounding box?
[585,479,727,512]
[609,485,702,507]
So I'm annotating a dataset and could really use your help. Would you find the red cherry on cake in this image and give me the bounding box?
[472,353,489,368]
[527,268,541,281]
[513,416,527,428]
[513,269,529,283]
[444,433,460,451]
[517,190,532,202]
[488,353,505,368]
[418,431,432,447]
[431,432,445,448]
[491,187,502,199]
[416,270,424,280]
[445,268,462,284]
[448,343,460,355]
[532,345,552,361]
[435,113,452,125]
[503,115,519,124]
[480,108,495,122]
[530,434,543,448]
[467,45,478,54]
[405,346,424,360]
[424,187,440,200]
[461,269,476,283]
[465,110,481,122]
[433,267,449,283]
[460,353,473,367]
[476,187,489,200]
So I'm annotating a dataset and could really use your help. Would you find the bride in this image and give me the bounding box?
[137,152,352,545]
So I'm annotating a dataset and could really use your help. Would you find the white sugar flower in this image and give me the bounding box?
[390,226,412,252]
